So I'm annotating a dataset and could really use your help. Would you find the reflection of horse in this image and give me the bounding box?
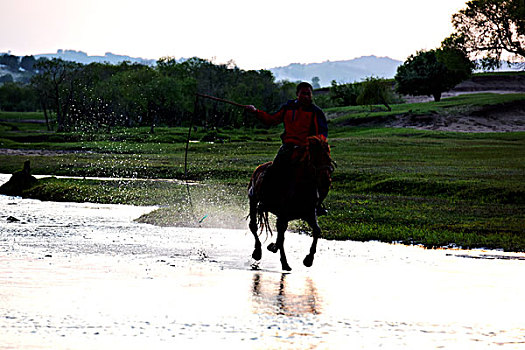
[248,136,334,271]
[252,273,321,316]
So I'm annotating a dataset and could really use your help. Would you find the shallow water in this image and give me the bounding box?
[1,174,524,349]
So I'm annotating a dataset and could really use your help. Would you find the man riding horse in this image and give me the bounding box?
[245,82,329,216]
[245,82,333,271]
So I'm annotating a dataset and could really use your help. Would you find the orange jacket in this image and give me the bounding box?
[255,100,328,146]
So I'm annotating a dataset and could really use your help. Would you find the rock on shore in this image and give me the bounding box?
[0,161,38,196]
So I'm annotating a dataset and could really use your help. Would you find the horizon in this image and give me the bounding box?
[1,48,403,69]
[1,0,470,71]
[0,46,425,71]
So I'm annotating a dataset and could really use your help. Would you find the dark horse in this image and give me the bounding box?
[248,136,334,271]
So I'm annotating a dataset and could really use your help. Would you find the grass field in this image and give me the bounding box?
[1,93,524,251]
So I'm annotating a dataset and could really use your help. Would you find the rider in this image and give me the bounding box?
[245,82,329,216]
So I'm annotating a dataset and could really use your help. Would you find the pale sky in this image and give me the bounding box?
[0,0,469,70]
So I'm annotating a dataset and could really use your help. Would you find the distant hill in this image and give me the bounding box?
[34,49,156,66]
[268,55,403,87]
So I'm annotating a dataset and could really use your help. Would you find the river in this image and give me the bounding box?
[0,174,524,349]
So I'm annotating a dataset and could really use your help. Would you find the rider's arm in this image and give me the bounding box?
[254,106,286,126]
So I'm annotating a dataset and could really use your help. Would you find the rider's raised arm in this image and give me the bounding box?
[249,105,287,126]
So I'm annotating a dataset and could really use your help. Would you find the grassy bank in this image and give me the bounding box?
[1,93,524,251]
[326,93,525,123]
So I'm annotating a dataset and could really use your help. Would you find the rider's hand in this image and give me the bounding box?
[245,105,257,113]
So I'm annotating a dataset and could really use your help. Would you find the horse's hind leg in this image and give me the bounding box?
[303,216,321,267]
[249,195,262,261]
[274,217,291,271]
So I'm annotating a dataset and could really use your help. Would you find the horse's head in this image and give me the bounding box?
[307,136,335,174]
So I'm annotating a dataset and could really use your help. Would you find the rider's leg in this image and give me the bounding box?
[267,144,294,197]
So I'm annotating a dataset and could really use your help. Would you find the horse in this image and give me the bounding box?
[248,136,334,271]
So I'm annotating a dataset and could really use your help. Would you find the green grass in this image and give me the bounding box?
[1,93,524,251]
[0,124,277,150]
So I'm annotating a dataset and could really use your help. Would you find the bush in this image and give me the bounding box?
[329,81,362,107]
[356,77,394,111]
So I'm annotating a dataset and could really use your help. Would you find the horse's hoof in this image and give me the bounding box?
[267,243,278,253]
[303,254,314,267]
[252,248,262,261]
[282,264,292,272]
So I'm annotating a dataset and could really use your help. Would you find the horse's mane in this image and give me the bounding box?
[306,136,335,174]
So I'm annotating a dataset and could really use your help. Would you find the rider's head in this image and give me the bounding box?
[296,82,313,107]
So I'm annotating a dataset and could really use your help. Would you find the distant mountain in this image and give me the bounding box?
[268,55,403,87]
[34,49,156,66]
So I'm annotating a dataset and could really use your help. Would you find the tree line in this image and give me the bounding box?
[0,56,296,132]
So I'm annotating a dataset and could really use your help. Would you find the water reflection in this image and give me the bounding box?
[251,273,322,316]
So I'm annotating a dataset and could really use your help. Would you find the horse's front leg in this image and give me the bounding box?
[303,215,321,267]
[269,217,291,271]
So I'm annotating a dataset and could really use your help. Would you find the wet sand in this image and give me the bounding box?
[1,174,524,349]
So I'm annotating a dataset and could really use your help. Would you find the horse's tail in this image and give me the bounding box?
[256,206,272,237]
[248,162,273,237]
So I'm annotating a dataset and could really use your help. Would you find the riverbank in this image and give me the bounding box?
[1,126,523,251]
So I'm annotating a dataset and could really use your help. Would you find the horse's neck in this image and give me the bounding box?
[308,148,332,175]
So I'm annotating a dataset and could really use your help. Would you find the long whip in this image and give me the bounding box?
[195,93,248,108]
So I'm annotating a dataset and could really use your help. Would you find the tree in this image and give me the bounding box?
[329,81,361,106]
[0,54,19,70]
[447,0,525,69]
[395,48,473,102]
[356,77,394,111]
[67,62,124,131]
[30,69,54,130]
[97,64,158,132]
[32,58,81,131]
[311,76,321,89]
[20,56,37,72]
[0,82,39,111]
